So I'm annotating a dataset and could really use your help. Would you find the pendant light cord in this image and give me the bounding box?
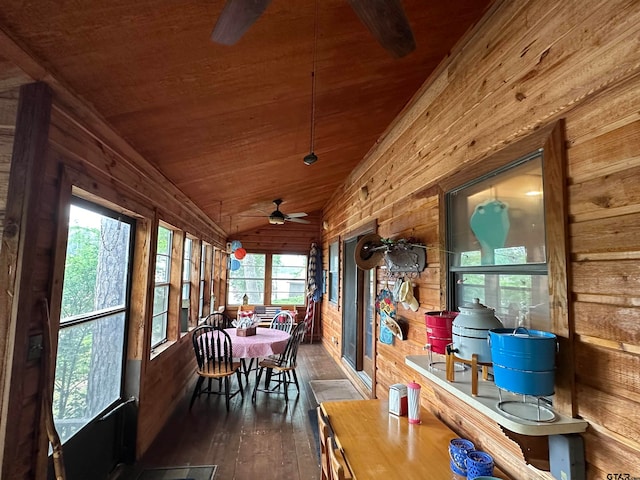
[309,0,318,154]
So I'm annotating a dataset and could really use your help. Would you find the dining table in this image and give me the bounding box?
[321,399,510,480]
[224,327,291,381]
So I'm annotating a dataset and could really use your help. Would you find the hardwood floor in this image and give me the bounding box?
[114,343,348,480]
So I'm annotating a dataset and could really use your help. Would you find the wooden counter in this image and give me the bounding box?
[321,399,509,480]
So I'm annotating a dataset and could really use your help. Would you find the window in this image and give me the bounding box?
[228,253,266,305]
[227,252,308,306]
[152,225,172,347]
[198,242,208,318]
[53,198,133,444]
[271,254,307,304]
[329,241,339,303]
[447,152,550,330]
[181,236,193,332]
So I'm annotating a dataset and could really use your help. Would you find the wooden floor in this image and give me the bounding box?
[113,343,348,480]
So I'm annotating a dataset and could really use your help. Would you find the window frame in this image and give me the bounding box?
[198,241,209,319]
[151,223,174,348]
[438,120,572,414]
[329,241,339,304]
[446,151,549,328]
[226,251,308,306]
[270,253,308,305]
[54,196,135,443]
[228,252,267,305]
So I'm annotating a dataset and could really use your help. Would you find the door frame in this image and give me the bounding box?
[341,221,378,395]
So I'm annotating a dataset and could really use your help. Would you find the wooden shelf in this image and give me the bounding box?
[406,355,588,436]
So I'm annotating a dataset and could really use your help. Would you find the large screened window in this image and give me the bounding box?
[447,152,550,329]
[271,254,307,304]
[227,252,308,306]
[152,225,172,347]
[228,253,266,305]
[53,198,133,444]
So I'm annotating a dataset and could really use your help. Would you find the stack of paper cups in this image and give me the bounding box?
[407,381,421,424]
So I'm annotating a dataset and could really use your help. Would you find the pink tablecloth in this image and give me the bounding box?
[224,327,290,358]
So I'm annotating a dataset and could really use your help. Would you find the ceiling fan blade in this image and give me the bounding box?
[346,0,416,58]
[285,212,308,218]
[211,0,273,46]
[286,217,311,224]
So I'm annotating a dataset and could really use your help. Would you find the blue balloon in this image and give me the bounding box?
[230,240,242,252]
[230,258,241,271]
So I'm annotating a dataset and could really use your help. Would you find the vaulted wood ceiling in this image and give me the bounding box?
[0,0,492,235]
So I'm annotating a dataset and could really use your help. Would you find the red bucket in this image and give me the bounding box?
[425,311,458,354]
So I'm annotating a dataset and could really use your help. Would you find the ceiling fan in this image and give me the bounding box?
[211,0,416,58]
[268,199,310,225]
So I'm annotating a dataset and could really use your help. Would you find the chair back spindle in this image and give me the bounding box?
[203,312,232,328]
[329,446,352,480]
[270,310,295,334]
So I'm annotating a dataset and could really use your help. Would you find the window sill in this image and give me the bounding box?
[150,340,176,359]
[405,355,588,436]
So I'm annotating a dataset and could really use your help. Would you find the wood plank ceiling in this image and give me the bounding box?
[0,0,492,235]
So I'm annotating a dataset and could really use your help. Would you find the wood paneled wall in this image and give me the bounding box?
[0,79,229,477]
[233,212,322,254]
[320,0,640,478]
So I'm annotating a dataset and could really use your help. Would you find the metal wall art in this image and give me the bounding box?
[355,234,426,276]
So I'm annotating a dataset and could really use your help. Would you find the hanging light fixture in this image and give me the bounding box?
[303,0,319,166]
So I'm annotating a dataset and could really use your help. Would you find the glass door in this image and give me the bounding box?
[342,234,376,388]
[49,197,134,479]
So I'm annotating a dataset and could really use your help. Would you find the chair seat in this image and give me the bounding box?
[198,361,242,378]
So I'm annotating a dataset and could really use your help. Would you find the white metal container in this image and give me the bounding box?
[388,383,407,416]
[452,298,503,363]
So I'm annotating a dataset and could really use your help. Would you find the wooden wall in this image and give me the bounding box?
[233,212,322,254]
[320,0,640,478]
[0,88,18,232]
[0,78,229,477]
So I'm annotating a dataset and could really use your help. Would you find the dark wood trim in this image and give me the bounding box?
[0,82,52,479]
[142,210,160,361]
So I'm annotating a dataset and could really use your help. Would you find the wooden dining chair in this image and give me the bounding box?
[252,321,306,402]
[317,406,331,480]
[203,311,232,328]
[269,309,295,334]
[190,325,244,411]
[329,446,352,480]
